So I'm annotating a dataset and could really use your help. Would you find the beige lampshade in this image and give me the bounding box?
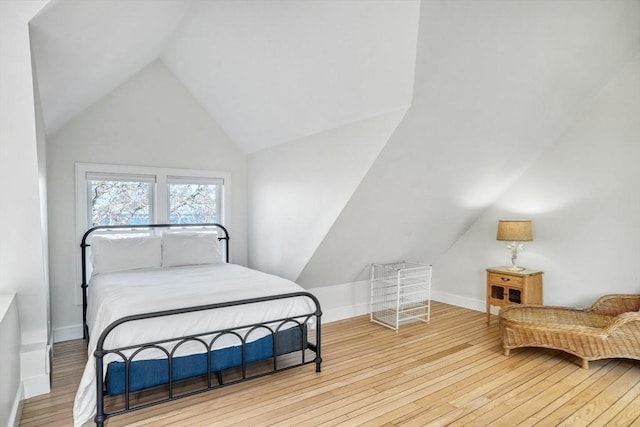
[496,220,533,241]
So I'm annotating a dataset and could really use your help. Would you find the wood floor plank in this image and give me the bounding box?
[19,302,640,426]
[433,354,568,426]
[533,360,626,425]
[606,390,640,426]
[576,363,640,427]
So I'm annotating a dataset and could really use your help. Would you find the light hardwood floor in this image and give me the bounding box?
[20,302,640,426]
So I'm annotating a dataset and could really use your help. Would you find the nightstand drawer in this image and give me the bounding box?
[488,273,523,287]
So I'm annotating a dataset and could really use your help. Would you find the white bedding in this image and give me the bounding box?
[74,263,316,427]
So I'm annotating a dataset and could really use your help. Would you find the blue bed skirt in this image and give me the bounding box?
[105,326,306,395]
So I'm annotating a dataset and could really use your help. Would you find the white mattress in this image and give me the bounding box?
[74,263,316,427]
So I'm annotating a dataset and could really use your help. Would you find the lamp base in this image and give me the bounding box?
[505,241,526,272]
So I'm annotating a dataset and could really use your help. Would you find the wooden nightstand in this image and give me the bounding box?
[486,267,543,325]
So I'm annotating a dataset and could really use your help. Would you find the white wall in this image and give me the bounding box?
[434,54,640,310]
[32,39,53,352]
[247,108,407,281]
[0,295,21,427]
[297,0,640,291]
[239,1,640,321]
[47,60,247,341]
[0,0,51,402]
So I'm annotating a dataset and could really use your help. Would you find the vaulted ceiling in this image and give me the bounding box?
[29,0,419,153]
[29,0,640,289]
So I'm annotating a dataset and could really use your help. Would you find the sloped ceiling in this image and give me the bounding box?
[29,0,192,136]
[28,0,640,292]
[163,0,419,153]
[29,0,419,153]
[297,0,640,287]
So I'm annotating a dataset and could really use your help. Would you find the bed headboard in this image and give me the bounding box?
[80,223,230,340]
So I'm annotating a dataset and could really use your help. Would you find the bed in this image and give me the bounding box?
[72,224,322,427]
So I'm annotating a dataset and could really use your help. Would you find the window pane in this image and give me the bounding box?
[169,183,219,224]
[89,180,152,226]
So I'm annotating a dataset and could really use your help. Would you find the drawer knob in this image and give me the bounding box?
[501,277,510,282]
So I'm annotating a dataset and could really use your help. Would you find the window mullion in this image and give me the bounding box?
[156,174,168,223]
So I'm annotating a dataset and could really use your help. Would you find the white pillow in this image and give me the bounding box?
[162,232,222,267]
[91,235,162,274]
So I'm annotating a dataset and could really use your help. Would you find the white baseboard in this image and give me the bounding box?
[321,291,487,324]
[53,324,83,342]
[430,290,485,313]
[323,302,370,324]
[22,374,50,400]
[8,382,23,427]
[20,342,51,399]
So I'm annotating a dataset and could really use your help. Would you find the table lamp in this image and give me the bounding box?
[497,219,533,271]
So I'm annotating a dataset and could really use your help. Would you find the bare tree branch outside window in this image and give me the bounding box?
[89,180,151,226]
[169,184,218,224]
[89,179,218,226]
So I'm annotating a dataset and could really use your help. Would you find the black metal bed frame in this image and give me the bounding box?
[80,224,322,426]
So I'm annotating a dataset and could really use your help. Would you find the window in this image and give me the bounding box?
[76,163,229,228]
[168,176,223,224]
[87,173,155,226]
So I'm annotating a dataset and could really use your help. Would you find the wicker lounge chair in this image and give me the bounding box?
[499,294,640,368]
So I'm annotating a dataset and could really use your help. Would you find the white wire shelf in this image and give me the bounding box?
[370,261,432,331]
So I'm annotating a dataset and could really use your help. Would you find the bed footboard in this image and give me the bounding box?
[93,292,322,427]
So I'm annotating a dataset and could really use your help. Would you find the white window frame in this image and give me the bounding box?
[74,162,231,305]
